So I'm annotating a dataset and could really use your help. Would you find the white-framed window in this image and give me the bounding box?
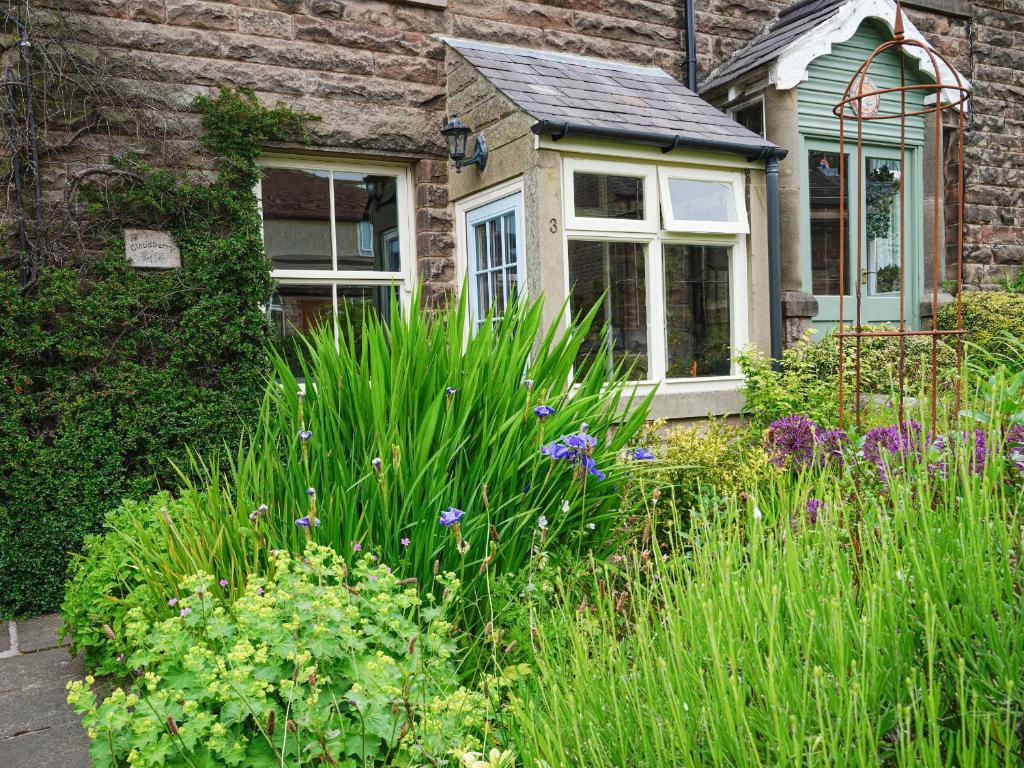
[256,157,415,374]
[564,156,659,233]
[562,157,749,387]
[465,192,524,329]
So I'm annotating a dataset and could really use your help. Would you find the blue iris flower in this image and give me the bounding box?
[439,506,465,527]
[533,405,556,419]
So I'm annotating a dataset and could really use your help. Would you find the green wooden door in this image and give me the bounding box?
[796,19,928,336]
[800,138,921,334]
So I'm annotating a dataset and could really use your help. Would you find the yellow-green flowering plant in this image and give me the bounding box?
[67,545,506,768]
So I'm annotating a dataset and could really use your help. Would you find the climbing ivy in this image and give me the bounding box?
[0,88,312,617]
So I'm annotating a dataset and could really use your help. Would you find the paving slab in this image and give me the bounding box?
[0,621,12,655]
[0,627,91,768]
[16,613,66,653]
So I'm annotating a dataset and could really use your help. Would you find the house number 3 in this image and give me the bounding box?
[549,218,558,233]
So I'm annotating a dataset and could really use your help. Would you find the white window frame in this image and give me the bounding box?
[658,166,749,235]
[454,177,527,334]
[563,156,658,234]
[464,191,525,329]
[256,155,416,291]
[561,156,750,393]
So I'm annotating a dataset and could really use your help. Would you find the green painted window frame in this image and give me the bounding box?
[798,135,923,330]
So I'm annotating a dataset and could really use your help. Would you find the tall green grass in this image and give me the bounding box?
[115,291,652,637]
[514,434,1024,766]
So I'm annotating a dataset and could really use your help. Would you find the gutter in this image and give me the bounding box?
[532,119,788,363]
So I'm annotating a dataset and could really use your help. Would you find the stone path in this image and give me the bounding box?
[0,614,90,768]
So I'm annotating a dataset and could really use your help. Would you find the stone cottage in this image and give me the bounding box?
[15,0,1024,419]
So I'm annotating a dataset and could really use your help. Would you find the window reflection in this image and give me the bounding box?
[574,173,644,220]
[663,244,731,378]
[808,151,849,295]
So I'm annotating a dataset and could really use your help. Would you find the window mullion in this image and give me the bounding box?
[328,171,338,272]
[648,238,667,382]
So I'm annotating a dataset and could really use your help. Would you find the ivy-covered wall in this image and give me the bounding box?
[0,88,310,617]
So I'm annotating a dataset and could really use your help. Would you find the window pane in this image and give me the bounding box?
[663,244,732,378]
[268,283,334,375]
[733,101,764,138]
[809,150,848,295]
[261,168,333,270]
[336,285,399,335]
[470,207,520,325]
[503,212,517,267]
[567,240,648,379]
[666,178,736,223]
[474,221,488,272]
[865,157,902,295]
[334,173,401,272]
[573,173,644,220]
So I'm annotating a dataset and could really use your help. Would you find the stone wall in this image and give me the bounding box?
[41,0,687,302]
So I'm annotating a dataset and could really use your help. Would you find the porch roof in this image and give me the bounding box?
[443,37,777,159]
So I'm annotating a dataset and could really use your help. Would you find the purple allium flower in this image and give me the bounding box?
[1005,424,1024,449]
[295,515,321,527]
[630,447,656,460]
[534,405,556,419]
[764,415,819,469]
[298,429,312,442]
[806,497,823,526]
[179,607,192,617]
[353,542,362,552]
[219,579,228,588]
[814,428,848,465]
[167,597,178,607]
[440,507,465,527]
[306,487,316,499]
[864,421,923,467]
[400,537,410,547]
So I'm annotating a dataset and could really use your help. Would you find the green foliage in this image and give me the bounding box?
[938,290,1024,371]
[738,328,958,432]
[514,428,1024,766]
[632,419,768,514]
[59,495,178,675]
[0,88,311,617]
[65,292,652,674]
[68,545,511,768]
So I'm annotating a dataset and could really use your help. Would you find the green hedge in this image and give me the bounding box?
[937,290,1024,368]
[0,88,310,617]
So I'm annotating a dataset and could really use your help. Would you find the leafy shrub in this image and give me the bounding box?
[63,292,652,672]
[739,328,958,432]
[68,545,515,768]
[629,419,768,514]
[938,290,1024,371]
[59,495,178,675]
[514,433,1024,766]
[0,88,311,617]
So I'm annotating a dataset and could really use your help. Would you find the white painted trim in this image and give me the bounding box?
[769,0,972,106]
[563,156,659,233]
[561,153,753,390]
[540,137,763,171]
[462,190,526,328]
[657,166,750,235]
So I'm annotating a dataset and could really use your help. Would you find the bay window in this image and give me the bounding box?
[257,158,413,374]
[564,158,749,385]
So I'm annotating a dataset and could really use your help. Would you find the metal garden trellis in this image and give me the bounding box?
[832,1,970,433]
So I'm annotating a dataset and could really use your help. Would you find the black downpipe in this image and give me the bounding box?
[685,0,698,92]
[766,155,784,364]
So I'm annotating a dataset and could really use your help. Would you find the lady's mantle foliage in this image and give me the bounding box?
[2,87,312,617]
[68,546,503,768]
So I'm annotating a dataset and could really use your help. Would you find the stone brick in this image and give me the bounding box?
[128,0,166,23]
[166,0,237,30]
[239,8,292,38]
[416,181,449,208]
[415,158,449,184]
[294,15,444,58]
[417,206,453,232]
[374,53,443,85]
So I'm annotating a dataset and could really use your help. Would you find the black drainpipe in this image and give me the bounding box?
[685,0,698,92]
[766,154,784,364]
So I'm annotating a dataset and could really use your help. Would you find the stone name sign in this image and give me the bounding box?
[124,229,181,269]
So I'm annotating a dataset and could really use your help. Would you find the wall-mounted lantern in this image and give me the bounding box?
[440,115,488,173]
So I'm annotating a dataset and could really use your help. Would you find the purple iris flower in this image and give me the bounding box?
[445,387,458,397]
[541,441,572,460]
[581,455,606,480]
[306,487,316,499]
[294,515,321,527]
[562,431,597,451]
[630,447,655,460]
[440,507,465,527]
[534,405,556,419]
[298,429,312,442]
